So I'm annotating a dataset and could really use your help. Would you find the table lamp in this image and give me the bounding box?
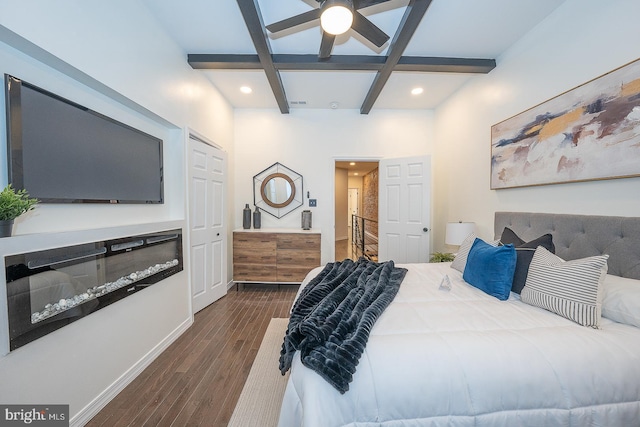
[445,221,475,246]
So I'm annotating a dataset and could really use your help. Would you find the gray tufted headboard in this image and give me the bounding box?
[494,212,640,280]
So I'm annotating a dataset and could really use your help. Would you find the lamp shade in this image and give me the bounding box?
[320,0,354,35]
[445,222,475,246]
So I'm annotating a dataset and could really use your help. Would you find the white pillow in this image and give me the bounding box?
[451,233,498,273]
[521,246,608,328]
[602,274,640,328]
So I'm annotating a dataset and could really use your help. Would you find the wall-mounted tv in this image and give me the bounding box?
[5,74,164,204]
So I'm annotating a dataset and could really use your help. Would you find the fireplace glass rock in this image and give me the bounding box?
[4,229,183,351]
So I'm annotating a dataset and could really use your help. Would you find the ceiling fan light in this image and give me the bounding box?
[321,0,354,35]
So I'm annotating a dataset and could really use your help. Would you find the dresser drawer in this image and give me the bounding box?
[234,232,276,247]
[233,250,276,265]
[277,266,316,282]
[277,248,321,267]
[277,233,320,250]
[233,264,277,282]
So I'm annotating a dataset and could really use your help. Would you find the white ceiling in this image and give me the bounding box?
[336,161,379,176]
[144,0,566,111]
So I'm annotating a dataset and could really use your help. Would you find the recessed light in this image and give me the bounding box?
[349,162,356,166]
[240,86,252,94]
[354,173,359,176]
[411,87,424,95]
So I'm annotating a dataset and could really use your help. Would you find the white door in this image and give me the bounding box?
[348,188,359,228]
[188,136,227,313]
[378,155,431,263]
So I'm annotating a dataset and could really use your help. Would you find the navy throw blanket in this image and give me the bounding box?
[279,257,407,393]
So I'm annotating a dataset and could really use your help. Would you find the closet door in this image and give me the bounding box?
[188,136,227,313]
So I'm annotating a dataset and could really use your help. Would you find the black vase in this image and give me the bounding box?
[242,204,251,229]
[253,207,261,229]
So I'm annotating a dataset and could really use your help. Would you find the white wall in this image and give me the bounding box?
[234,109,434,263]
[0,1,234,424]
[433,0,640,249]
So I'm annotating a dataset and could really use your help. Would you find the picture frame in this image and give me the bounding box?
[490,58,640,189]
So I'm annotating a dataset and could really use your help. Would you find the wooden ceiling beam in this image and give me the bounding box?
[395,57,496,73]
[197,1,496,113]
[235,0,289,113]
[360,0,434,114]
[188,54,263,69]
[188,54,495,73]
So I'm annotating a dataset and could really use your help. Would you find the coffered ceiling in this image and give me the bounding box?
[144,0,566,113]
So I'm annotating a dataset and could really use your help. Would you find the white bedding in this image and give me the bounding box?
[278,262,640,427]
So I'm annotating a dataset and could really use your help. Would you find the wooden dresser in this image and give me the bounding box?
[233,229,321,284]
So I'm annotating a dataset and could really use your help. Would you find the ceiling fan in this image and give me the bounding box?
[266,0,392,59]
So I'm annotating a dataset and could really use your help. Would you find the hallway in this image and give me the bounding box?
[335,228,356,261]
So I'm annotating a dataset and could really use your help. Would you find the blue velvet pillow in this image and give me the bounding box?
[462,238,517,301]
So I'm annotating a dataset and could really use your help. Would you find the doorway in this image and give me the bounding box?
[334,160,379,261]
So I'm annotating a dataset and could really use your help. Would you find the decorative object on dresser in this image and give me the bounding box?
[253,206,261,229]
[491,57,640,189]
[301,210,312,230]
[242,203,251,229]
[253,162,303,219]
[0,184,39,238]
[233,229,320,284]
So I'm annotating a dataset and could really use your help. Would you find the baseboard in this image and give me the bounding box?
[69,316,193,426]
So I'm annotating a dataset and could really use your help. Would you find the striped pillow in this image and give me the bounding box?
[521,246,608,328]
[451,233,499,273]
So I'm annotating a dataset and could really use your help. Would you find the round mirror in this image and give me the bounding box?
[260,173,296,208]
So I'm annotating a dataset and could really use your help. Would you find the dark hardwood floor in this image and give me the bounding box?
[86,284,298,427]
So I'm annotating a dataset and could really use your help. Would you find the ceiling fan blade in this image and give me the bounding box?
[353,0,391,10]
[266,9,322,33]
[319,32,336,59]
[351,12,389,47]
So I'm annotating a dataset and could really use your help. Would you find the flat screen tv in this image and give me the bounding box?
[4,74,164,204]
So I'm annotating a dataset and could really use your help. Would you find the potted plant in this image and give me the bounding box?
[429,252,455,263]
[0,184,38,237]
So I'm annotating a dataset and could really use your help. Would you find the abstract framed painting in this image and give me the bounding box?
[491,58,640,189]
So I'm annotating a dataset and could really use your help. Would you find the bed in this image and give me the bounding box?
[277,212,640,427]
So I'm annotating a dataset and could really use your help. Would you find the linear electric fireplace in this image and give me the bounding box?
[4,229,183,351]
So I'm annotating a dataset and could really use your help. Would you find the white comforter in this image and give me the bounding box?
[278,262,640,427]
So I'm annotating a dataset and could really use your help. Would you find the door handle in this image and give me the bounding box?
[423,227,429,232]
